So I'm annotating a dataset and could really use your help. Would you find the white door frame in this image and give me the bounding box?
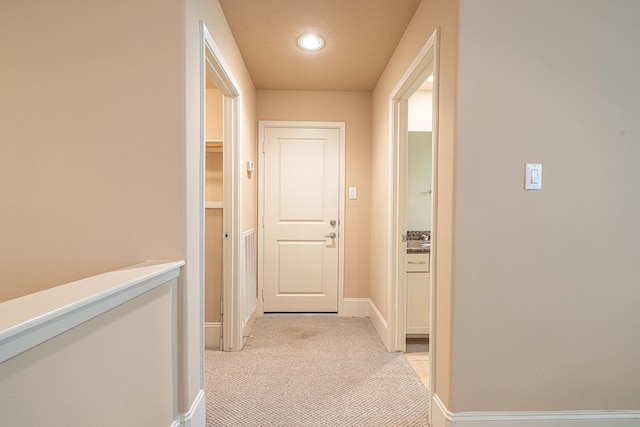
[257,121,346,315]
[388,27,439,418]
[200,23,244,351]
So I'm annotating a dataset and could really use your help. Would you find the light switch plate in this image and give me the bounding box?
[525,163,542,190]
[349,187,357,200]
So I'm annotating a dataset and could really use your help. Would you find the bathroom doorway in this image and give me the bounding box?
[389,27,439,420]
[403,86,434,391]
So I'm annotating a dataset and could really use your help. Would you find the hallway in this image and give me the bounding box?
[204,316,429,426]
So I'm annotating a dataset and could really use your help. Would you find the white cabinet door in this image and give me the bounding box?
[406,252,430,335]
[406,272,430,335]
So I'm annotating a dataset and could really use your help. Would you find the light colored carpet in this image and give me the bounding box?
[205,316,429,426]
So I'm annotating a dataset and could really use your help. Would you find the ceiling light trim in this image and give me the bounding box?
[297,33,325,52]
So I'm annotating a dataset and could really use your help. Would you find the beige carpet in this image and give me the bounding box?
[205,316,429,426]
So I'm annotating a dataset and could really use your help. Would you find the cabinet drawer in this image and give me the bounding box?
[406,253,430,272]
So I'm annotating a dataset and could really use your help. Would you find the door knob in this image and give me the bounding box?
[324,232,337,239]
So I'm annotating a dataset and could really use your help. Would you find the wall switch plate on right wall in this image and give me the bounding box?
[525,163,542,190]
[349,187,357,199]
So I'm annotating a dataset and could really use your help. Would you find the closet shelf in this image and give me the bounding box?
[206,140,223,152]
[205,201,223,209]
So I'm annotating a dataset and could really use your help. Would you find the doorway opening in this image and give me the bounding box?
[389,28,439,420]
[200,23,243,352]
[203,77,224,350]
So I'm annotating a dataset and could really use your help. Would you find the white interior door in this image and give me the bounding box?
[262,126,341,312]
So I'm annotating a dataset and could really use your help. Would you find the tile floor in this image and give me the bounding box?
[405,338,429,389]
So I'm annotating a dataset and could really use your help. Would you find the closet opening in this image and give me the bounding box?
[204,77,224,350]
[200,23,242,352]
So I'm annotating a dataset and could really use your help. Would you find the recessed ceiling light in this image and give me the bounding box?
[297,33,325,52]
[426,73,434,84]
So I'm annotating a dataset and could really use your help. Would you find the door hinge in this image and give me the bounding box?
[261,288,264,302]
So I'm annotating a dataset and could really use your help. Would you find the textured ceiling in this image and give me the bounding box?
[218,0,422,91]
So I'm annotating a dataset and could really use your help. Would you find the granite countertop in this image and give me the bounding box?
[407,230,431,254]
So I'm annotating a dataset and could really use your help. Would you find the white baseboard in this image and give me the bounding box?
[339,298,389,349]
[204,322,221,349]
[431,393,640,427]
[171,389,206,427]
[431,394,453,427]
[340,298,370,317]
[367,299,389,350]
[243,306,258,345]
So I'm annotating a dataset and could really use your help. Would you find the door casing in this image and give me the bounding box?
[389,28,439,422]
[257,121,346,316]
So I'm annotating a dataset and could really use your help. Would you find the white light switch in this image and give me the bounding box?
[349,187,357,200]
[525,163,542,190]
[531,169,539,183]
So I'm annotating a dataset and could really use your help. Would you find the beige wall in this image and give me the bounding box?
[206,88,223,141]
[205,88,224,325]
[205,151,223,323]
[370,0,459,406]
[205,208,223,323]
[451,0,640,412]
[0,0,184,302]
[205,152,224,202]
[0,281,176,426]
[256,90,372,298]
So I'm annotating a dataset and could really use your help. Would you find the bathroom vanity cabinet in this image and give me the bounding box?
[406,252,430,336]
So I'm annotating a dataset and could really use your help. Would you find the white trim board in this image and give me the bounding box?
[431,394,640,427]
[340,298,370,317]
[0,261,184,364]
[170,389,206,427]
[204,322,221,349]
[338,298,389,348]
[367,299,390,350]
